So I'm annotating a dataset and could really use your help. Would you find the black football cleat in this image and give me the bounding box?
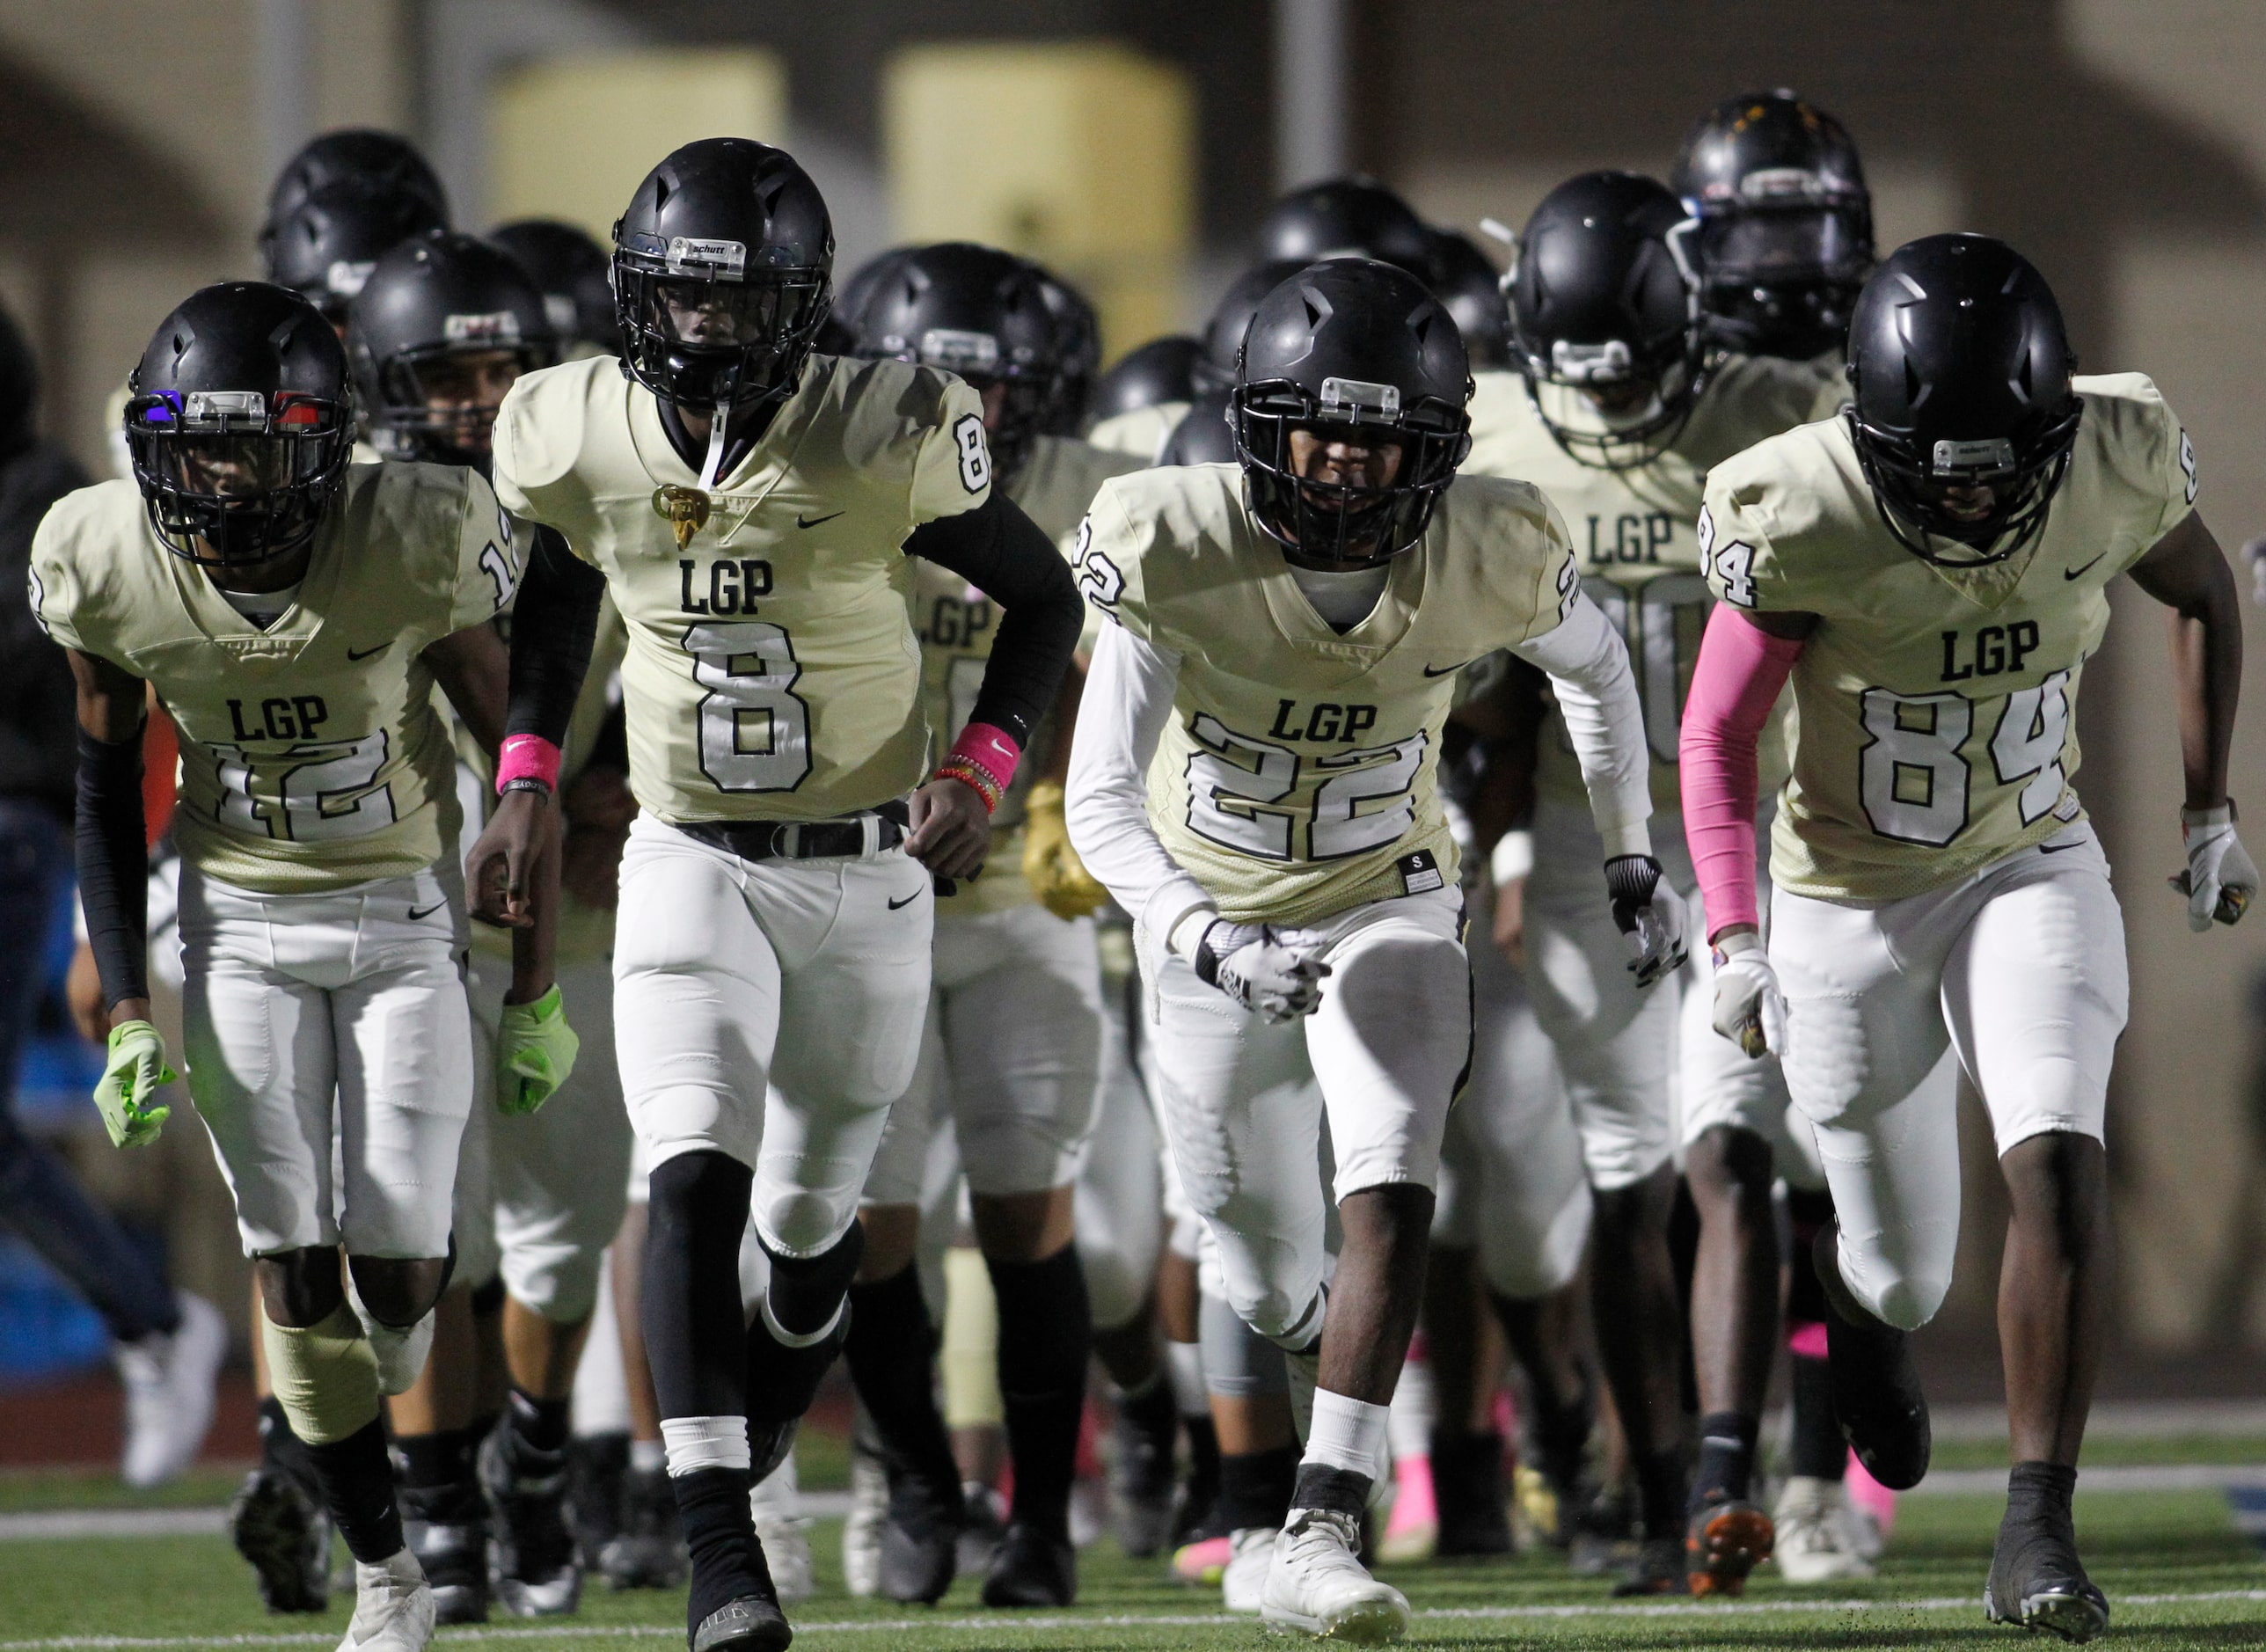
[878,1457,962,1605]
[1430,1430,1514,1559]
[1986,1503,2109,1642]
[1814,1224,1931,1490]
[480,1425,582,1617]
[691,1593,793,1652]
[1108,1385,1181,1560]
[229,1466,333,1613]
[1612,1533,1687,1597]
[981,1520,1077,1608]
[398,1477,491,1624]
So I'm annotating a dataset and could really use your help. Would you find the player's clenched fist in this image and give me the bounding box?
[2171,803,2258,931]
[1709,931,1787,1060]
[94,1020,174,1148]
[1193,919,1332,1023]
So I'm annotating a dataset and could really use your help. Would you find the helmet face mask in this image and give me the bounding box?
[1231,259,1473,572]
[373,342,545,464]
[128,386,354,571]
[611,140,837,415]
[1509,174,1707,471]
[1844,232,2082,568]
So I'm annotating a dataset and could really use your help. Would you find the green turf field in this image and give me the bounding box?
[0,1484,2262,1650]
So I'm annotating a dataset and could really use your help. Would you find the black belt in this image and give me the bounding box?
[676,800,910,863]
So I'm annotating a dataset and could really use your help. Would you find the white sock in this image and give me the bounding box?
[1166,1339,1209,1417]
[1385,1350,1435,1461]
[1302,1386,1391,1483]
[660,1414,750,1476]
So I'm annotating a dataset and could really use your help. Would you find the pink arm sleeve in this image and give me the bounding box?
[1679,603,1805,939]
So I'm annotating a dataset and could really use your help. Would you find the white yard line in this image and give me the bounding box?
[4,1589,2265,1648]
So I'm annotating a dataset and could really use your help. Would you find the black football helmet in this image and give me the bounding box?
[267,128,449,228]
[1232,258,1473,568]
[856,242,1059,484]
[1846,235,2081,567]
[830,246,920,342]
[1257,177,1434,274]
[1425,228,1512,370]
[1159,385,1238,466]
[1673,91,1874,361]
[611,138,834,412]
[0,298,35,461]
[264,179,446,324]
[1027,264,1100,435]
[1090,336,1203,426]
[1199,259,1309,391]
[488,219,616,355]
[1507,172,1706,470]
[124,282,356,569]
[348,232,558,466]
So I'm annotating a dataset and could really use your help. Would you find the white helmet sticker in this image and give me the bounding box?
[326,259,376,298]
[665,237,748,278]
[443,311,523,343]
[919,329,1000,373]
[1319,376,1401,418]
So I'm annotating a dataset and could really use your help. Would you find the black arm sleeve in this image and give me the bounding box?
[504,525,607,748]
[903,491,1083,750]
[75,725,149,1011]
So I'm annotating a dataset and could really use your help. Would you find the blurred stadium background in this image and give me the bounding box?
[1,0,2262,1466]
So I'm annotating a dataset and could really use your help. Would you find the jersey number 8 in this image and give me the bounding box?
[1856,671,2071,846]
[687,620,814,792]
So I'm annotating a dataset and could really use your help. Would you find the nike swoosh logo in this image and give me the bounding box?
[2064,554,2107,581]
[346,642,389,661]
[1423,659,1478,678]
[2039,838,2084,855]
[887,891,922,910]
[797,511,845,530]
[406,902,446,920]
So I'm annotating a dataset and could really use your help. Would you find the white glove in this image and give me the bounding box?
[1192,919,1332,1023]
[1604,855,1687,989]
[2170,803,2257,932]
[2240,537,2266,607]
[1710,929,1787,1059]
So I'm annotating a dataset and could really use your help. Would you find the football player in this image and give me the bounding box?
[264,128,450,230]
[1084,335,1204,457]
[38,280,535,1652]
[840,241,1143,1606]
[468,139,1083,1652]
[1672,91,1874,367]
[489,219,621,361]
[348,230,620,1619]
[1674,90,1884,1582]
[267,180,449,333]
[1464,170,1836,1595]
[1066,257,1672,1641]
[1255,178,1435,274]
[1682,233,2248,1642]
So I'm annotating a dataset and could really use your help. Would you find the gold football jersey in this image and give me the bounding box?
[1702,372,2197,902]
[1077,463,1578,925]
[1462,357,1831,816]
[491,352,990,825]
[33,463,517,894]
[1085,401,1189,463]
[914,435,1148,916]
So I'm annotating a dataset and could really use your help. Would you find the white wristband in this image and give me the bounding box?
[1490,830,1534,885]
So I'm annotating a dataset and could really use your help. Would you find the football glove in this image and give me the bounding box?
[1710,930,1787,1060]
[1193,920,1332,1024]
[494,984,579,1115]
[1604,854,1687,989]
[2170,803,2257,932]
[1021,780,1111,921]
[93,1020,173,1148]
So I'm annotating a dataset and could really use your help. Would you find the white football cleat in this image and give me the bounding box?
[1772,1476,1877,1583]
[337,1549,435,1652]
[749,1458,815,1605]
[117,1290,227,1488]
[1261,1506,1411,1642]
[1223,1525,1279,1613]
[839,1439,887,1598]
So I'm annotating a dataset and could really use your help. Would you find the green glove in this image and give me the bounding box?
[94,1020,174,1148]
[495,984,578,1115]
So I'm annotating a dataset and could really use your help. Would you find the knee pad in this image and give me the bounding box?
[1838,1236,1952,1333]
[261,1303,381,1445]
[1075,1241,1148,1334]
[756,1187,859,1261]
[1197,1291,1288,1399]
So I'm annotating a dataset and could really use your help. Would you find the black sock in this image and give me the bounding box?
[504,1385,573,1459]
[1117,1368,1179,1436]
[1787,1350,1846,1480]
[671,1466,765,1628]
[1217,1444,1299,1531]
[2005,1459,2079,1524]
[1290,1462,1370,1520]
[989,1245,1091,1539]
[1784,1188,1833,1326]
[644,1152,755,1420]
[843,1262,956,1487]
[306,1418,405,1563]
[764,1224,865,1339]
[1692,1411,1759,1509]
[394,1426,479,1491]
[1634,1446,1689,1539]
[1180,1413,1221,1531]
[258,1395,320,1493]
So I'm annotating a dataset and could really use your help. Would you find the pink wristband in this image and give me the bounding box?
[946,722,1020,795]
[496,734,562,794]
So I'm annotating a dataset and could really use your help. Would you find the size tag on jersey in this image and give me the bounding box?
[1397,848,1445,896]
